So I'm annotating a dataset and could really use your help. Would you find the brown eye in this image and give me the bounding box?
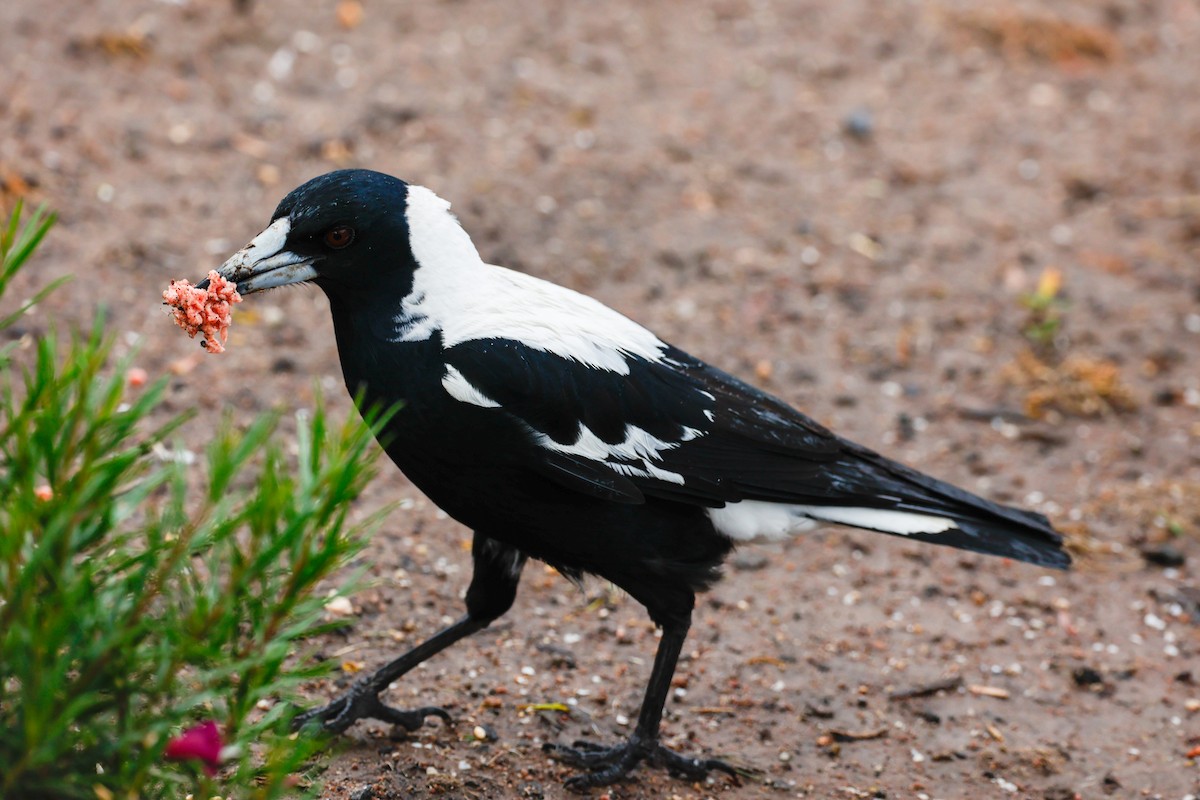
[323,225,354,249]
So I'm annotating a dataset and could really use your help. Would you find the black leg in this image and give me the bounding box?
[545,617,739,789]
[294,534,526,734]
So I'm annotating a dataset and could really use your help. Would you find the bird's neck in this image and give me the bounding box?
[390,254,492,344]
[326,287,445,412]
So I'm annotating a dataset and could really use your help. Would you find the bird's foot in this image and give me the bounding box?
[544,734,740,790]
[292,679,451,735]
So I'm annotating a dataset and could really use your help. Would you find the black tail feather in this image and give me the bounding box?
[850,447,1071,569]
[903,516,1071,569]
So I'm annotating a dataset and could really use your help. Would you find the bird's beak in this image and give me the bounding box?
[207,217,319,295]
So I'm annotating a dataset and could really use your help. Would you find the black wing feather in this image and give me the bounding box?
[540,450,645,504]
[443,339,1068,569]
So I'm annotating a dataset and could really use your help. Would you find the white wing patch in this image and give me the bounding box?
[442,365,501,408]
[394,185,666,373]
[708,499,957,543]
[800,506,957,535]
[535,424,695,485]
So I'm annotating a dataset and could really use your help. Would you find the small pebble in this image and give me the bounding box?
[732,551,768,571]
[324,596,355,616]
[337,0,364,29]
[843,107,874,140]
[472,724,499,742]
[1141,545,1185,568]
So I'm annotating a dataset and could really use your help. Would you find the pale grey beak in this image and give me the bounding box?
[209,217,319,294]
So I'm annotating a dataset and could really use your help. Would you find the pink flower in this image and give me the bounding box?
[164,720,222,776]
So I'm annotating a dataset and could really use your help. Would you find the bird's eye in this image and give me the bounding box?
[323,225,355,249]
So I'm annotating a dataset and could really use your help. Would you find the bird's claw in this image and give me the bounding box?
[544,736,740,790]
[292,682,451,734]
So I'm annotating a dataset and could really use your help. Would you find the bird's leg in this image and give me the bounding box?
[545,618,739,789]
[292,614,482,733]
[294,535,525,734]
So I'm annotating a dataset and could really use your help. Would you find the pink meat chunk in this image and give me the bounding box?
[162,270,242,354]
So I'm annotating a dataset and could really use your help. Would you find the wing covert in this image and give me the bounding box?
[441,339,849,507]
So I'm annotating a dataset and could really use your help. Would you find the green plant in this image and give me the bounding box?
[0,200,382,798]
[1020,266,1068,351]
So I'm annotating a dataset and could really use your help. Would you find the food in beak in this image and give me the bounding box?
[162,270,242,354]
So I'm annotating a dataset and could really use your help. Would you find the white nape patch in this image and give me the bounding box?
[393,185,666,373]
[442,365,501,408]
[708,500,957,543]
[536,424,687,485]
[403,186,485,287]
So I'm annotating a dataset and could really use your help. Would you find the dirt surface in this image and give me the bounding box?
[3,0,1200,797]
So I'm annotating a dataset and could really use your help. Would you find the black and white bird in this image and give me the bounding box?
[205,169,1069,789]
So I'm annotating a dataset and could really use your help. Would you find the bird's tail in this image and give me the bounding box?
[808,450,1073,569]
[839,505,1071,569]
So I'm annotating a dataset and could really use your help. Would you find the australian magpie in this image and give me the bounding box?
[203,168,1069,789]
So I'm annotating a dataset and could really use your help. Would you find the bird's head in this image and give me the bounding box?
[208,169,467,298]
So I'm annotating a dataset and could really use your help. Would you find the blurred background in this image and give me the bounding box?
[2,1,1198,797]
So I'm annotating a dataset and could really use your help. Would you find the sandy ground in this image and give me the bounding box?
[2,0,1199,797]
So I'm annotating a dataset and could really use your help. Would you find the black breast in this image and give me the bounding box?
[324,296,732,621]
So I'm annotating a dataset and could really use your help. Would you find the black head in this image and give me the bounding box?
[212,169,418,297]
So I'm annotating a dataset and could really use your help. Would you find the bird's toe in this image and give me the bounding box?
[292,683,451,735]
[370,702,453,732]
[651,747,743,781]
[546,736,743,789]
[290,695,353,734]
[543,739,627,768]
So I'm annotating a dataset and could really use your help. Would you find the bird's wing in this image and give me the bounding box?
[442,338,875,508]
[653,348,1066,565]
[443,338,1068,568]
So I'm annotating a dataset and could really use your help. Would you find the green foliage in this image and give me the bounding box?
[0,201,62,335]
[0,201,381,798]
[1020,266,1068,351]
